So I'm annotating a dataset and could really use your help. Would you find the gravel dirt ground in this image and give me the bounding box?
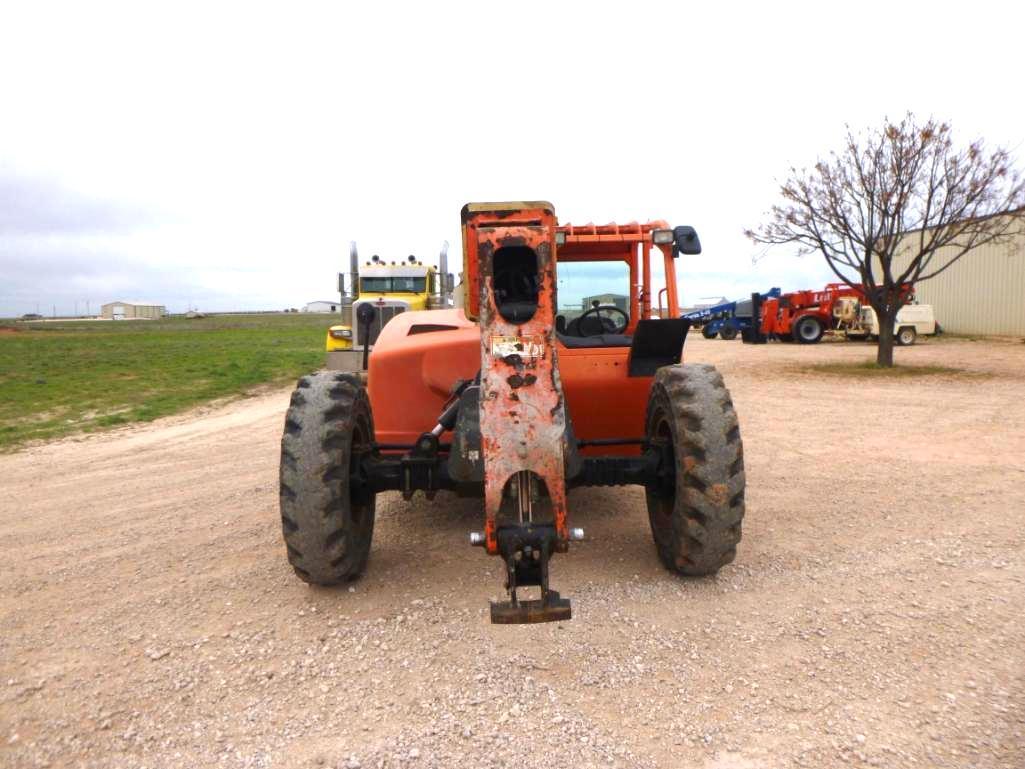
[1,336,1023,769]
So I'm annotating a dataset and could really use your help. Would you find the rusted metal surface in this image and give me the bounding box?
[463,204,569,557]
[490,591,572,624]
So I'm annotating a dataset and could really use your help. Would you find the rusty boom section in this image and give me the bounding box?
[463,204,571,621]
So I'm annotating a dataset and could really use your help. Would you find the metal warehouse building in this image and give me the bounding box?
[303,300,341,313]
[896,216,1025,336]
[101,301,167,320]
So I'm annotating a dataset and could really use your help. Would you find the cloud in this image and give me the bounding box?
[0,172,160,236]
[0,4,1019,318]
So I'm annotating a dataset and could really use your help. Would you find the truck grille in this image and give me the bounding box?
[353,302,406,347]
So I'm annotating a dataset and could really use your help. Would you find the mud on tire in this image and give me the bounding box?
[644,364,745,576]
[280,371,376,585]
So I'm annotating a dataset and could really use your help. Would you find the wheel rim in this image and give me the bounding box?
[798,320,818,341]
[900,330,913,344]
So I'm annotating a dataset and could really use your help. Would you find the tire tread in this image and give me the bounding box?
[279,371,375,585]
[645,364,746,576]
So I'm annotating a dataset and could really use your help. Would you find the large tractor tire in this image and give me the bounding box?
[793,315,824,344]
[718,325,738,341]
[280,371,376,585]
[644,364,745,576]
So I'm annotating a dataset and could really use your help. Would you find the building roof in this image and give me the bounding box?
[104,300,165,306]
[695,296,729,306]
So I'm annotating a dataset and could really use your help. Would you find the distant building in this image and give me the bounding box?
[893,211,1025,336]
[303,300,342,313]
[581,293,629,312]
[101,301,166,320]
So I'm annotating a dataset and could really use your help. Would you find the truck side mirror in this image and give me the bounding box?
[356,303,378,371]
[672,226,701,256]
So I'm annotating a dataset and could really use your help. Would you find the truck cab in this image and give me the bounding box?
[326,255,444,370]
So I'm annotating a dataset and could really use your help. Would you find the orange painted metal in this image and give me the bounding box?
[460,201,555,321]
[367,309,479,446]
[368,314,654,457]
[556,219,680,324]
[464,204,569,555]
[369,216,683,453]
[557,345,651,456]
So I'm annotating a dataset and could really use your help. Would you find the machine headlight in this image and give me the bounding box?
[329,328,352,339]
[652,229,674,245]
[554,231,566,245]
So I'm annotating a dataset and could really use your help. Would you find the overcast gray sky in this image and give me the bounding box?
[1,1,1022,316]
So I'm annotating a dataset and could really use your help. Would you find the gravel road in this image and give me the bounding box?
[1,336,1023,769]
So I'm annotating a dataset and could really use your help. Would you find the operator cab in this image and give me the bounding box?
[553,222,699,349]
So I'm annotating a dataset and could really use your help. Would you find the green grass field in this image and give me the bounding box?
[0,314,332,450]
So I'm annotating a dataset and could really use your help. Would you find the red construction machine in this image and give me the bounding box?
[757,282,916,343]
[280,202,746,623]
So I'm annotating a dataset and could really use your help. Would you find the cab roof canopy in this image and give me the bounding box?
[557,220,670,261]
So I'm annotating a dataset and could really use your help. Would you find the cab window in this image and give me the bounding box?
[361,277,427,293]
[555,261,631,336]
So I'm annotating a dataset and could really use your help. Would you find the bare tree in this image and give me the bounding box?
[747,114,1025,366]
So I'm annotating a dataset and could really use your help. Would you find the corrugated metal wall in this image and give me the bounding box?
[99,302,166,319]
[895,227,1025,336]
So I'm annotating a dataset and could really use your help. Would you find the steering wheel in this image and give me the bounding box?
[577,305,629,336]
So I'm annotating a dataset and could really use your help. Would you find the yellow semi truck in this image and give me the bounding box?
[326,243,452,370]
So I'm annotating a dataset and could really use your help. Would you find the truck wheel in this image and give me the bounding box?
[793,316,824,344]
[644,364,745,576]
[718,325,738,341]
[701,325,717,339]
[280,371,376,585]
[896,326,917,346]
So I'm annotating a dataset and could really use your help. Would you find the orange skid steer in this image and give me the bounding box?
[280,202,746,623]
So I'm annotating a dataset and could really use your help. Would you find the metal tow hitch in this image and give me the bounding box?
[486,524,572,624]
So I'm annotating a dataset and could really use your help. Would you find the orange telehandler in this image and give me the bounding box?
[280,202,745,623]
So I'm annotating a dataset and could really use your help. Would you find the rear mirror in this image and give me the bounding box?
[672,226,701,256]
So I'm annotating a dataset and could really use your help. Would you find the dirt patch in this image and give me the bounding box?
[793,361,991,379]
[0,337,1022,769]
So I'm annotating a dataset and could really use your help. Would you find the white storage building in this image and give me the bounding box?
[303,300,342,313]
[895,213,1025,336]
[101,301,166,320]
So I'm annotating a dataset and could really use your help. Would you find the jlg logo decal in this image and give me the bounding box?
[490,335,544,361]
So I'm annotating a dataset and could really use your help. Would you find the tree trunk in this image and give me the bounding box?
[876,311,895,367]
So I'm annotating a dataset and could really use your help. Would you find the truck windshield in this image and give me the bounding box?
[361,277,426,293]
